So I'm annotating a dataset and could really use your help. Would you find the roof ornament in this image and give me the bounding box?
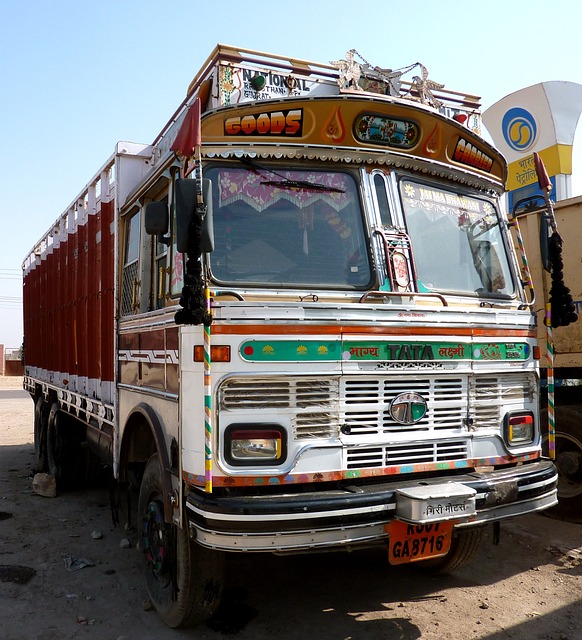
[408,64,445,108]
[330,49,363,91]
[331,50,445,108]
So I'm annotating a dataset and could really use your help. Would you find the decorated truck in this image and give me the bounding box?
[23,45,557,628]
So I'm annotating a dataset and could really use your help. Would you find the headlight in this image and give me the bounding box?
[504,412,534,445]
[224,425,286,466]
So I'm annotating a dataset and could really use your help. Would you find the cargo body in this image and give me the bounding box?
[23,45,557,628]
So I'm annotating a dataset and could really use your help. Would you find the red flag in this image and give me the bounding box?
[171,97,201,157]
[533,151,552,193]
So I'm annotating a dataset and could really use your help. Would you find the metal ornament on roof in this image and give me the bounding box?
[330,49,445,108]
[409,65,445,109]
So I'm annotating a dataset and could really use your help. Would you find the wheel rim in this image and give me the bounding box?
[142,498,172,586]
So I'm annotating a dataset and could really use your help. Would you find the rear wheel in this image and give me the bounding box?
[138,454,224,628]
[46,403,86,488]
[33,397,48,472]
[415,527,484,574]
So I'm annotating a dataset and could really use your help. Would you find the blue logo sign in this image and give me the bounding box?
[502,107,537,152]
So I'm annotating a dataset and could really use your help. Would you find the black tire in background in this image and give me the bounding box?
[542,406,582,520]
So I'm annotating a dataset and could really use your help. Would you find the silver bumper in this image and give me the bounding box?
[186,460,557,553]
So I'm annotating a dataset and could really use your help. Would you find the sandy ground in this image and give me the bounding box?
[2,375,582,640]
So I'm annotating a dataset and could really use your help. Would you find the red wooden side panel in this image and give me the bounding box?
[100,200,115,384]
[77,218,88,386]
[45,249,55,375]
[23,199,116,395]
[58,235,69,379]
[38,254,47,372]
[86,211,100,382]
[67,222,76,379]
[54,237,63,375]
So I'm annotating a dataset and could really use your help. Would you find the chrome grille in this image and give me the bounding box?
[346,440,469,469]
[470,374,534,429]
[218,372,535,464]
[219,377,340,439]
[220,378,338,409]
[342,377,466,435]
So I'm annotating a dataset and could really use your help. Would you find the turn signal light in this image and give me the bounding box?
[193,345,231,362]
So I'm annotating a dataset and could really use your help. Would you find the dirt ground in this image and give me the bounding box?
[2,375,582,640]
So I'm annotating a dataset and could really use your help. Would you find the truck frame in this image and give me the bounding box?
[23,45,557,627]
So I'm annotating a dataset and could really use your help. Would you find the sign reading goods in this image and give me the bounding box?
[224,109,303,137]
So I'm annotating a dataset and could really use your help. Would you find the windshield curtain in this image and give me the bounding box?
[399,180,515,297]
[206,166,371,288]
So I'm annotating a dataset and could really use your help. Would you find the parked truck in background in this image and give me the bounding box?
[513,193,582,518]
[23,45,558,628]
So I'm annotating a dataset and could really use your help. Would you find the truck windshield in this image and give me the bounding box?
[399,180,515,297]
[206,166,372,288]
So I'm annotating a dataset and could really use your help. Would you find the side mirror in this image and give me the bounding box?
[539,213,551,273]
[144,201,169,235]
[144,201,171,246]
[175,178,214,254]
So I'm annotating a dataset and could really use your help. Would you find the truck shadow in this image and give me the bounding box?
[203,516,582,639]
[3,445,580,640]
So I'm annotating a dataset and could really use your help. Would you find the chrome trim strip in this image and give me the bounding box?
[117,383,178,402]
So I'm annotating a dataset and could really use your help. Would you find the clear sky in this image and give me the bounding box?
[2,0,582,349]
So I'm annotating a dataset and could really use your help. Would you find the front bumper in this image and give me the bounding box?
[185,460,557,552]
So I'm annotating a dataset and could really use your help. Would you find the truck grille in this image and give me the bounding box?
[470,374,535,429]
[219,372,534,467]
[347,439,469,469]
[342,377,465,435]
[219,378,341,438]
[220,378,338,409]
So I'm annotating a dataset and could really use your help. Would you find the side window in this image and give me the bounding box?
[373,172,393,226]
[153,195,170,310]
[121,210,141,315]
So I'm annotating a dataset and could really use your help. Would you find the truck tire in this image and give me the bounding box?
[138,454,224,628]
[46,402,86,489]
[414,527,484,575]
[542,407,582,519]
[34,396,48,472]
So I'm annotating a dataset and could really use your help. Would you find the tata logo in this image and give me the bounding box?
[389,392,428,425]
[502,107,537,152]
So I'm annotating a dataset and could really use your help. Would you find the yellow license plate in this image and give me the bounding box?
[386,520,454,565]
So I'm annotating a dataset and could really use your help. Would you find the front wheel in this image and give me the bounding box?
[414,527,484,574]
[138,455,224,628]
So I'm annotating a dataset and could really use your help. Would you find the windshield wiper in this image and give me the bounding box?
[260,178,344,193]
[236,156,345,194]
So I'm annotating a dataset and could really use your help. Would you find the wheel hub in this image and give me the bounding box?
[556,450,582,477]
[143,500,171,580]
